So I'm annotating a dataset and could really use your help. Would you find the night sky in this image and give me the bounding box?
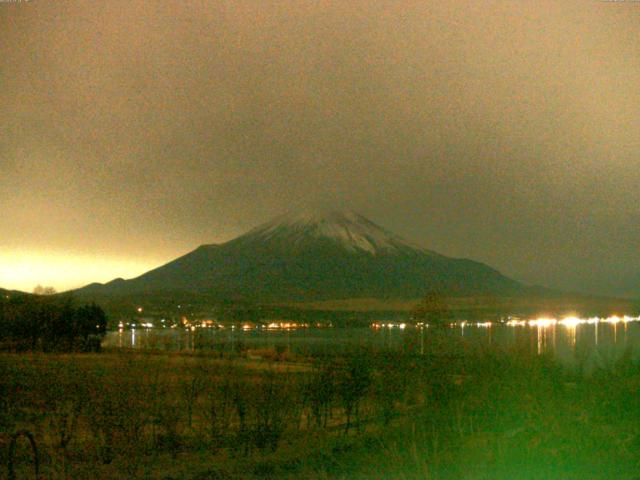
[1,1,639,296]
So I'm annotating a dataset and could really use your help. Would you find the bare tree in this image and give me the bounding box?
[33,285,57,296]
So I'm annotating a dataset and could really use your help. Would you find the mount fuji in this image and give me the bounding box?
[77,209,522,301]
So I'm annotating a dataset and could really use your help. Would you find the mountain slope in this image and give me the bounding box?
[75,209,523,300]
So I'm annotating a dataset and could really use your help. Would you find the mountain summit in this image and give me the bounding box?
[77,209,522,300]
[233,208,427,255]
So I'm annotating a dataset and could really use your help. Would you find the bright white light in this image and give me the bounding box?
[559,317,582,328]
[528,318,557,328]
[507,320,527,327]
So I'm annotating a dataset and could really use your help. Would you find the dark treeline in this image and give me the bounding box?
[0,294,107,352]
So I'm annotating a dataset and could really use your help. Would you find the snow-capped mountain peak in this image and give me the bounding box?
[241,208,424,255]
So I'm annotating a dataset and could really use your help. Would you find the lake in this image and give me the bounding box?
[103,315,640,369]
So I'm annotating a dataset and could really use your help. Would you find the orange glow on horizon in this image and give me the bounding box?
[0,249,162,292]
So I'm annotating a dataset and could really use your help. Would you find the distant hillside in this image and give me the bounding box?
[0,287,29,299]
[290,289,639,318]
[75,209,523,302]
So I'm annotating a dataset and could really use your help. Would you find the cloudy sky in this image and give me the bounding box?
[1,0,639,295]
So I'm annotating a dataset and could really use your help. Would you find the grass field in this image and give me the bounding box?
[2,339,640,479]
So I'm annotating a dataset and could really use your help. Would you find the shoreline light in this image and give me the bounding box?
[528,318,557,328]
[369,315,640,331]
[558,317,581,328]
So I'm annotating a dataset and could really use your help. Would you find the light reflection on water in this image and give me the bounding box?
[105,316,640,368]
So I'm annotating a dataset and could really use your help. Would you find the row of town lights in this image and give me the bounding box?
[371,315,640,330]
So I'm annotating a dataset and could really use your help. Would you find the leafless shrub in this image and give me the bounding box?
[336,353,373,434]
[84,356,150,468]
[304,361,337,429]
[203,362,236,449]
[179,365,206,431]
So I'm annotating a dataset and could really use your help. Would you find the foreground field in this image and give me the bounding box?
[2,339,640,479]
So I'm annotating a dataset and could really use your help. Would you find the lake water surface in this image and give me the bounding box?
[103,315,640,369]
